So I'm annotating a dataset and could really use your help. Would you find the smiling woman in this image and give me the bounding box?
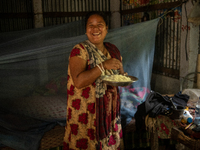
[85,13,108,48]
[63,11,127,150]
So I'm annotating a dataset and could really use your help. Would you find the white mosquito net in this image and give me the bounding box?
[0,18,159,150]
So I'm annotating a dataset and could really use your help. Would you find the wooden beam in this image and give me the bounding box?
[0,13,33,19]
[43,11,111,18]
[43,12,87,18]
[0,11,111,19]
[120,1,183,15]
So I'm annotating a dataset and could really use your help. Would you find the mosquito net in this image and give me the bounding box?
[0,18,159,150]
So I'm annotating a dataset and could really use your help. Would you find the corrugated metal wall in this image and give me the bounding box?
[0,0,110,32]
[42,0,110,26]
[0,0,33,32]
[121,0,182,78]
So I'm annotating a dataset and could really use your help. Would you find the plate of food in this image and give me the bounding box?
[101,74,138,86]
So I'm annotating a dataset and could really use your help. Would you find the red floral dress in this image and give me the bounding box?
[63,41,123,150]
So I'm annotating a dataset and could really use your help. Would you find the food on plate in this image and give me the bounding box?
[103,74,132,82]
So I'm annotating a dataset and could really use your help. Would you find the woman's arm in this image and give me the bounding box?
[69,56,102,89]
[70,53,126,89]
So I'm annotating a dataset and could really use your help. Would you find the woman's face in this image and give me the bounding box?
[86,14,108,45]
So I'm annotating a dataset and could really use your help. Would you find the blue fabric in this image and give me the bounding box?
[0,107,65,150]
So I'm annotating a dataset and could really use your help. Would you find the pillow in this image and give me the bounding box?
[33,75,68,96]
[3,95,67,121]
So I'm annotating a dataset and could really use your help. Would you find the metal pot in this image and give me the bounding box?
[170,106,185,120]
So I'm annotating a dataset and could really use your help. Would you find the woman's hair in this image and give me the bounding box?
[85,11,108,29]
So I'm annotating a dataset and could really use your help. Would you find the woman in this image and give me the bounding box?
[63,11,126,150]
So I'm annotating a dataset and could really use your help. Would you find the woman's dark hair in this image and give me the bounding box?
[85,11,108,29]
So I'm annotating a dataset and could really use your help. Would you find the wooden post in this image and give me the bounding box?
[110,0,121,29]
[32,0,44,28]
[197,54,200,88]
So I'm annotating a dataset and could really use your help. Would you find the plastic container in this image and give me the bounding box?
[181,110,193,124]
[182,89,200,108]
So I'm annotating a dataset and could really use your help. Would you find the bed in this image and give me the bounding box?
[0,75,68,150]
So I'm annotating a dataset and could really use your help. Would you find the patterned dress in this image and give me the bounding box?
[63,41,123,150]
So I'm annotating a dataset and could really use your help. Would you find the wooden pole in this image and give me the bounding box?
[197,55,200,88]
[197,25,200,89]
[32,0,44,28]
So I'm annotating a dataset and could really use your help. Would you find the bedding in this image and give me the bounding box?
[1,75,68,121]
[1,95,67,121]
[0,76,67,150]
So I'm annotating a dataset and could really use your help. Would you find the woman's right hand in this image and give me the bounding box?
[103,58,122,70]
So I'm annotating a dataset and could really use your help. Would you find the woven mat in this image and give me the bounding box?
[39,125,65,150]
